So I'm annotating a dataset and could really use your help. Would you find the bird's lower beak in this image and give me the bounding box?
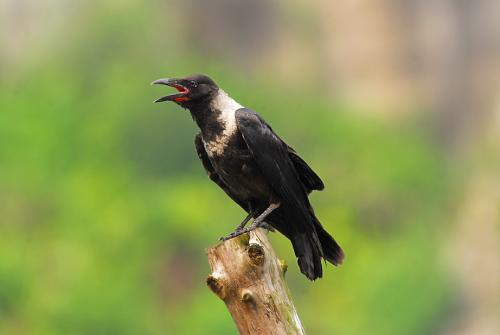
[151,78,190,103]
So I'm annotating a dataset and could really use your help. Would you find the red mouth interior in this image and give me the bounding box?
[173,84,189,94]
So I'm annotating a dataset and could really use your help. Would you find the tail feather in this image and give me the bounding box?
[266,208,344,280]
[315,219,344,266]
[292,233,324,280]
[292,215,344,280]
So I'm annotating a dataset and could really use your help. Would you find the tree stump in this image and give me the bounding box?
[206,228,306,335]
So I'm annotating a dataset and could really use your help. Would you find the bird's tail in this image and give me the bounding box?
[314,216,344,266]
[292,232,324,280]
[291,214,344,280]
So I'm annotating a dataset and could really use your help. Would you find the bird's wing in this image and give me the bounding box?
[235,108,313,225]
[287,146,324,192]
[194,133,249,212]
[236,110,332,279]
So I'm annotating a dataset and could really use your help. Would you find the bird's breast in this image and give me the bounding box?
[203,135,231,157]
[202,126,242,157]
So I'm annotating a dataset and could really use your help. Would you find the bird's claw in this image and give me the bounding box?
[219,221,269,242]
[219,229,244,242]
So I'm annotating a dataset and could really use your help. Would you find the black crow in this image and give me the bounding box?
[152,74,343,280]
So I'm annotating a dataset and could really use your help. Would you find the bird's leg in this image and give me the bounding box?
[246,202,280,230]
[220,202,280,241]
[235,211,254,231]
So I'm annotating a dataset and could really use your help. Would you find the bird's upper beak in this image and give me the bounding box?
[151,78,190,103]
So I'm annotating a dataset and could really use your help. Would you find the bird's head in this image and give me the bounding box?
[152,74,219,107]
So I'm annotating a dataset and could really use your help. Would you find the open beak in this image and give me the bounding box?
[151,78,190,103]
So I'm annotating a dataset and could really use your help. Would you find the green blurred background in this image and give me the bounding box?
[1,0,499,334]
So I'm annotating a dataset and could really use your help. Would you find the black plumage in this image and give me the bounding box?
[153,74,344,280]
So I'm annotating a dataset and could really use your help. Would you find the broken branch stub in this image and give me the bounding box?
[206,228,305,335]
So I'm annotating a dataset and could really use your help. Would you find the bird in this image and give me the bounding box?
[152,74,344,280]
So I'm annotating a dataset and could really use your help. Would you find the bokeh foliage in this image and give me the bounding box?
[1,1,454,334]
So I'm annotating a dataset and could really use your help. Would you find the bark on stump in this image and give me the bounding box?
[206,228,306,335]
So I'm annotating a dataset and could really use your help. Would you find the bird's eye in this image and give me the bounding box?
[190,81,198,88]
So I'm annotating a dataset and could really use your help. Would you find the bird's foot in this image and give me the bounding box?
[219,220,269,242]
[219,229,245,242]
[219,226,247,241]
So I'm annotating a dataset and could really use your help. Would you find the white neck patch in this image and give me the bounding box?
[203,89,243,156]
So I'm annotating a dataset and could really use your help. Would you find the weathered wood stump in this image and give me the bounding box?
[206,228,305,335]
